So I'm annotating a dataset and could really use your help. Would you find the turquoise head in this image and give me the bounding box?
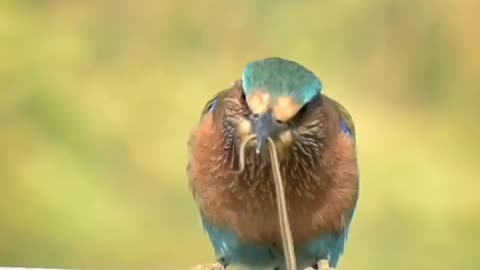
[240,58,323,152]
[242,58,322,107]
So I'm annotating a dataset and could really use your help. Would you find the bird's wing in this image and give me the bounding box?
[200,88,230,116]
[328,97,356,139]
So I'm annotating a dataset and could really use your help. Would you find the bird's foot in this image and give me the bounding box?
[304,259,334,270]
[191,262,225,270]
[317,259,334,270]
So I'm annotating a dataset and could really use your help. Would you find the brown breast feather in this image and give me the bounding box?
[188,94,358,248]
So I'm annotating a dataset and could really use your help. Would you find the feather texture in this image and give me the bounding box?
[188,59,359,269]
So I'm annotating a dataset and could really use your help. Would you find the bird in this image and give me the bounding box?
[188,57,359,270]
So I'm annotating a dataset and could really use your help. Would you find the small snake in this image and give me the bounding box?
[231,135,297,270]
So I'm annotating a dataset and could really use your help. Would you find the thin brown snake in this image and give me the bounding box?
[231,135,297,270]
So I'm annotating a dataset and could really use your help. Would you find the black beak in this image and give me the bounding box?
[252,112,278,154]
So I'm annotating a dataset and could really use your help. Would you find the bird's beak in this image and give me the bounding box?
[252,112,278,154]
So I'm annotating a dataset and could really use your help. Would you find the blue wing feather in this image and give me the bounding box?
[340,121,353,137]
[201,211,357,269]
[201,214,284,269]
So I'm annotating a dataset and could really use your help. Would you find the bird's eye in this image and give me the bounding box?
[290,103,309,122]
[297,104,308,116]
[241,91,246,101]
[275,118,286,125]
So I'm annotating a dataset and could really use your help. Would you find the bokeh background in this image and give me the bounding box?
[1,0,479,269]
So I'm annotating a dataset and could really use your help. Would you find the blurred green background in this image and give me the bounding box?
[1,0,479,269]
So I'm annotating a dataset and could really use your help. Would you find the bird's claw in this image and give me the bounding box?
[304,259,334,270]
[317,259,334,270]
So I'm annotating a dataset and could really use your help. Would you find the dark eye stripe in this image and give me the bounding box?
[241,91,246,101]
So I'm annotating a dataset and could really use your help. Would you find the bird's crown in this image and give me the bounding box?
[242,58,322,105]
[241,57,322,122]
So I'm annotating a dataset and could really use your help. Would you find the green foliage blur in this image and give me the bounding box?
[1,0,478,269]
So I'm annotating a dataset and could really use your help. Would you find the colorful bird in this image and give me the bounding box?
[188,58,359,270]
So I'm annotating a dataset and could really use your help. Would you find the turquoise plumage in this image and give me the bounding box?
[242,58,322,105]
